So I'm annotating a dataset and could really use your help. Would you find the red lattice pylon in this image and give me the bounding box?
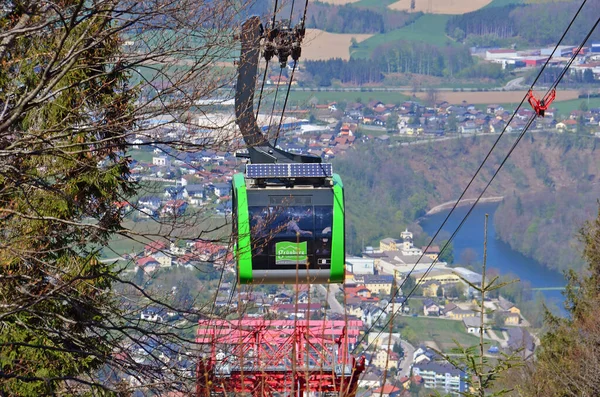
[196,319,365,397]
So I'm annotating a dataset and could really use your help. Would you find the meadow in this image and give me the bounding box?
[398,316,483,352]
[350,14,454,59]
[388,0,494,14]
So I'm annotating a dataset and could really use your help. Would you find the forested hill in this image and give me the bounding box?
[334,132,600,273]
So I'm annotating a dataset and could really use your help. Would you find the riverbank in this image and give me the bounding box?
[419,202,567,313]
[426,196,504,216]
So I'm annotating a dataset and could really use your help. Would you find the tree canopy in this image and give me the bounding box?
[0,0,240,394]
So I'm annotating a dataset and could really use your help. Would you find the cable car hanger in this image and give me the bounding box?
[231,17,345,285]
[235,17,319,165]
[526,88,556,118]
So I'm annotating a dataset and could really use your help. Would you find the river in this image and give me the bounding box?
[419,202,567,308]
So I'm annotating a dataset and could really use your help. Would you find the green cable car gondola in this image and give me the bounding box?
[232,164,345,284]
[231,18,345,284]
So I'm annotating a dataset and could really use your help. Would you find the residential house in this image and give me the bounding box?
[346,257,375,275]
[412,346,436,364]
[319,133,334,144]
[486,104,503,114]
[176,253,199,268]
[358,373,380,389]
[138,196,162,211]
[339,125,353,136]
[152,156,170,167]
[161,200,188,217]
[136,257,159,273]
[556,119,577,131]
[503,311,521,325]
[380,238,402,251]
[371,349,399,371]
[153,250,173,268]
[114,201,132,215]
[444,303,476,320]
[183,184,205,206]
[489,119,506,134]
[362,305,385,327]
[169,242,186,256]
[463,317,485,334]
[414,353,432,365]
[372,384,401,397]
[145,240,167,257]
[507,327,535,359]
[164,185,185,200]
[498,296,520,315]
[413,361,468,395]
[140,307,164,322]
[422,280,441,297]
[346,285,372,298]
[212,182,231,197]
[423,298,441,316]
[273,292,293,304]
[348,303,364,318]
[459,121,479,134]
[193,240,225,261]
[363,275,394,295]
[421,245,440,260]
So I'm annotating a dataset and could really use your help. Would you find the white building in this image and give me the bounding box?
[346,257,374,275]
[152,156,170,167]
[413,362,468,395]
[485,49,518,60]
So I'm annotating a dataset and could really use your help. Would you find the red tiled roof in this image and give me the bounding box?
[137,256,159,267]
[374,384,400,394]
[145,240,166,253]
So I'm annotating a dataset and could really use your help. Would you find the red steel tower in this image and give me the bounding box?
[196,319,366,397]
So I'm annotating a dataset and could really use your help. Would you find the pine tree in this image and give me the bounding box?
[0,1,135,394]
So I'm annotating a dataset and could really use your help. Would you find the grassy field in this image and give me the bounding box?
[129,149,155,163]
[352,0,397,8]
[287,90,410,106]
[484,0,523,7]
[303,29,373,61]
[397,316,481,352]
[310,0,361,4]
[350,14,454,59]
[552,97,600,116]
[388,0,493,14]
[414,89,581,105]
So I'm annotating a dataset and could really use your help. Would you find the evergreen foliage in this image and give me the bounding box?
[336,134,600,274]
[0,0,239,394]
[446,2,600,46]
[305,2,420,34]
[518,204,600,395]
[0,2,135,394]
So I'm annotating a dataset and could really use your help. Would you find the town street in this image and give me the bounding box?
[398,340,416,378]
[317,284,344,314]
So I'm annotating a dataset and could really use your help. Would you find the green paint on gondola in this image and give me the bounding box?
[330,174,345,283]
[233,173,253,284]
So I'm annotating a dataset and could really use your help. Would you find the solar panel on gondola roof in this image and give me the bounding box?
[246,164,288,178]
[246,163,333,178]
[290,163,332,177]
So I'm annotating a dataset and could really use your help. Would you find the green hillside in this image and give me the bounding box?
[350,14,454,59]
[484,0,524,7]
[335,132,600,274]
[351,0,397,9]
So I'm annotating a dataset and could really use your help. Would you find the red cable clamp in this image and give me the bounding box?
[526,88,556,117]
